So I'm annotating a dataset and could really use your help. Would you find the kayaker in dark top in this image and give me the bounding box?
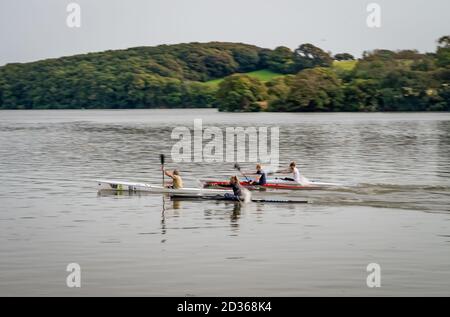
[246,164,267,185]
[224,176,244,201]
[254,164,267,185]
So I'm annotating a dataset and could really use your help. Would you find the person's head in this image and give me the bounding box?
[173,169,180,176]
[256,164,262,171]
[230,175,239,184]
[289,162,296,170]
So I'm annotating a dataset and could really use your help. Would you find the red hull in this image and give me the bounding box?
[204,181,322,190]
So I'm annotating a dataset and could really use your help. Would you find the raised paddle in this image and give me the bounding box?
[160,154,165,187]
[234,163,251,182]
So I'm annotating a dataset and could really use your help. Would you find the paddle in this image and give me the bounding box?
[234,163,251,182]
[160,154,165,187]
[169,195,308,204]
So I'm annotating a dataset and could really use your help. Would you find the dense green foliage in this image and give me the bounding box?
[334,53,355,61]
[0,42,264,109]
[338,44,450,112]
[267,68,344,111]
[0,38,449,111]
[260,43,332,74]
[216,75,268,112]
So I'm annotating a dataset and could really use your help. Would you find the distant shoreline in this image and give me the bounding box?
[1,40,449,112]
[1,108,449,114]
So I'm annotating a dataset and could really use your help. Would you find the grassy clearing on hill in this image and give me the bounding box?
[205,69,284,86]
[332,60,357,71]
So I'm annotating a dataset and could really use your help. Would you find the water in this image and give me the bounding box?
[0,109,449,296]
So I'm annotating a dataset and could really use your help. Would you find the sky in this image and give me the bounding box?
[0,0,449,66]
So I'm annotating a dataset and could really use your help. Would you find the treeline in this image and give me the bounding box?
[0,38,449,111]
[216,36,450,112]
[0,42,265,109]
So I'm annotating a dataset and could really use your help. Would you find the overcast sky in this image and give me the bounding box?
[0,0,449,66]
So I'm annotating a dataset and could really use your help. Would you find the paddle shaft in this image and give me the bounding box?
[160,154,165,187]
[234,164,251,182]
[170,195,307,204]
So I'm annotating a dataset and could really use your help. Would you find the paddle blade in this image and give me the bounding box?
[234,163,241,171]
[160,154,165,165]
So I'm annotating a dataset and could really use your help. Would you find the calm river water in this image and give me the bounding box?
[0,109,449,296]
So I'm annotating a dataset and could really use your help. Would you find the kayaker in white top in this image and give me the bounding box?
[279,162,310,185]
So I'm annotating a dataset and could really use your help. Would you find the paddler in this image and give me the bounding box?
[251,164,267,186]
[279,161,309,185]
[224,176,245,201]
[162,167,183,189]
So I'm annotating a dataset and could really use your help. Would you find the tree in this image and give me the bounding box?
[266,76,293,100]
[203,50,239,78]
[362,49,396,61]
[230,46,261,72]
[281,68,343,112]
[216,75,268,112]
[411,56,436,72]
[434,84,450,110]
[343,80,379,111]
[294,43,334,70]
[436,35,450,68]
[395,50,422,60]
[438,35,450,48]
[334,53,355,61]
[265,46,297,74]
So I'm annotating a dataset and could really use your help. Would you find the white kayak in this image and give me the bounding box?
[96,179,231,197]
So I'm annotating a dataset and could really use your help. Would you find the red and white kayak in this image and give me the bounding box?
[202,178,341,190]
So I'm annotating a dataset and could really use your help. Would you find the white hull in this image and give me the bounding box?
[96,179,231,196]
[265,178,341,187]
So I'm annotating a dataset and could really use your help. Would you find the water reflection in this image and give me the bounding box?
[231,203,241,221]
[161,195,167,243]
[98,190,248,237]
[168,196,243,228]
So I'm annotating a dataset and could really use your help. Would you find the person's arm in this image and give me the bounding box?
[237,168,258,175]
[244,173,260,178]
[164,170,174,179]
[251,174,261,183]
